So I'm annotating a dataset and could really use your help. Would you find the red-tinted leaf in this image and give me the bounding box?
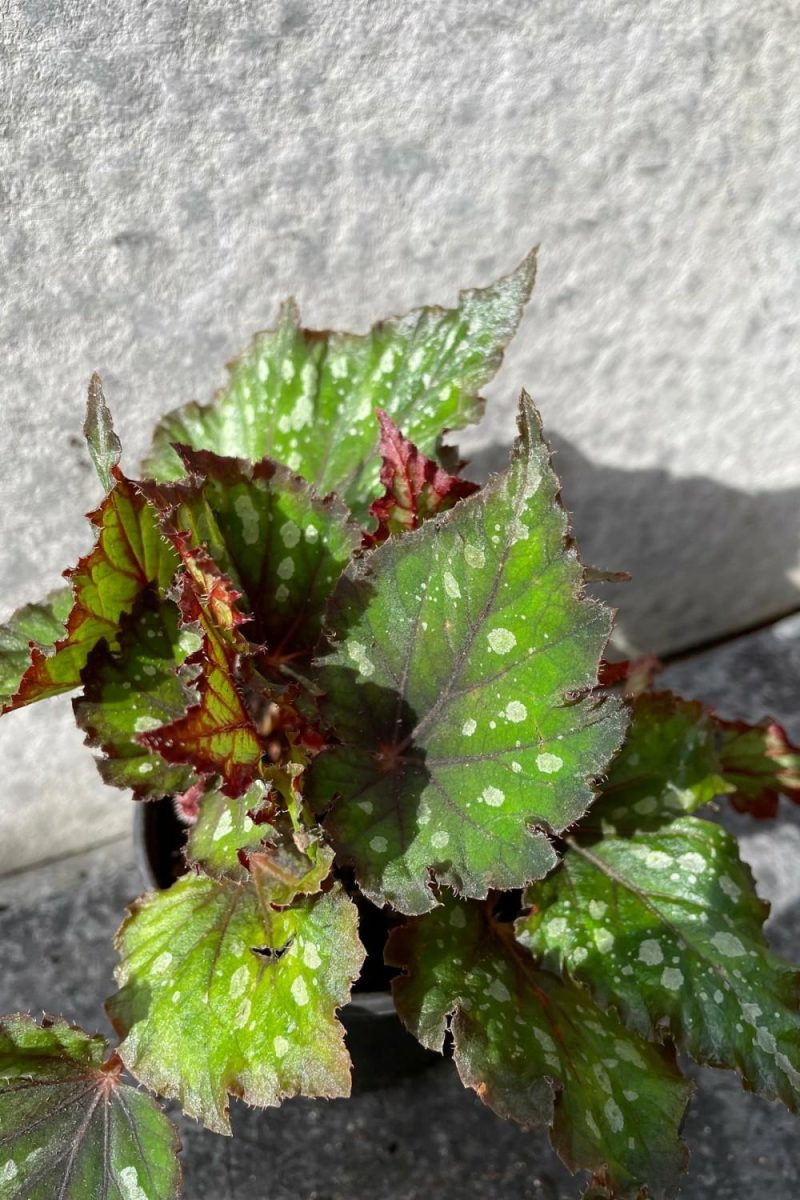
[140,557,265,796]
[717,718,800,818]
[363,410,479,546]
[4,471,178,711]
[597,655,662,696]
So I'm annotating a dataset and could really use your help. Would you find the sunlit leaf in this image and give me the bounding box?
[184,781,277,880]
[388,895,689,1199]
[308,393,626,914]
[520,815,800,1109]
[83,373,122,493]
[106,877,364,1134]
[0,1013,180,1199]
[73,591,200,799]
[139,562,264,796]
[142,251,538,517]
[138,449,360,659]
[0,588,72,707]
[3,472,179,711]
[363,410,479,546]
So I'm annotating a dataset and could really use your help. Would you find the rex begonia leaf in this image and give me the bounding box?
[106,877,364,1134]
[586,692,731,834]
[83,373,122,493]
[716,718,800,818]
[73,591,200,799]
[0,1014,180,1200]
[184,781,278,881]
[363,409,479,546]
[3,471,179,712]
[519,815,800,1109]
[141,250,538,518]
[138,449,360,658]
[139,562,264,796]
[307,393,626,914]
[0,587,72,707]
[388,896,689,1199]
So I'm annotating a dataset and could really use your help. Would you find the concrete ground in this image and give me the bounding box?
[1,614,799,1197]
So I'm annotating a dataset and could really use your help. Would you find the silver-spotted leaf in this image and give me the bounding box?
[520,816,800,1108]
[0,588,72,707]
[141,251,537,517]
[308,393,626,913]
[388,896,689,1199]
[184,781,276,880]
[106,877,364,1134]
[138,450,360,658]
[73,592,200,799]
[586,692,731,834]
[0,1014,180,1200]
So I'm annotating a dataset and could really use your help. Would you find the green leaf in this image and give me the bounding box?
[0,1013,181,1200]
[73,591,200,799]
[388,896,689,1199]
[184,781,277,880]
[83,373,122,493]
[307,393,626,914]
[519,816,800,1109]
[142,250,538,517]
[139,559,265,796]
[0,587,72,707]
[587,692,731,834]
[3,473,179,711]
[138,450,360,659]
[106,877,364,1134]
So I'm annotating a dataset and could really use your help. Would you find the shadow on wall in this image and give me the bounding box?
[466,436,800,658]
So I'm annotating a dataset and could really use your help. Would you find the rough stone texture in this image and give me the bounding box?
[0,6,797,889]
[2,617,800,1196]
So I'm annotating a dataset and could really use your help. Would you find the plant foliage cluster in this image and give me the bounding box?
[1,252,799,1198]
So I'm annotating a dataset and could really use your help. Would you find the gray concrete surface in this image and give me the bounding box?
[1,613,800,1197]
[1,5,798,900]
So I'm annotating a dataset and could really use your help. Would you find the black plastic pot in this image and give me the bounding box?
[134,797,440,1091]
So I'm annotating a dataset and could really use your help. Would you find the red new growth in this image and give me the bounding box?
[364,410,479,547]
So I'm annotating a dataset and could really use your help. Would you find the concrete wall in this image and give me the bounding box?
[1,0,798,870]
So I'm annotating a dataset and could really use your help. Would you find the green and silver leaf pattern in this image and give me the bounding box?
[142,251,537,518]
[308,393,626,913]
[520,816,800,1108]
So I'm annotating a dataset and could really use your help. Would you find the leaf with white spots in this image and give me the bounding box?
[141,251,538,518]
[106,877,364,1133]
[0,587,72,707]
[585,693,731,834]
[307,393,626,914]
[0,1013,181,1199]
[2,471,179,712]
[73,591,200,799]
[388,895,690,1199]
[520,816,800,1109]
[184,782,277,880]
[138,450,360,660]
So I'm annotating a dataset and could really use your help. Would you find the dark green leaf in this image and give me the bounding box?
[308,393,626,914]
[520,816,800,1108]
[141,251,538,517]
[138,450,360,659]
[73,592,200,799]
[388,895,689,1199]
[0,1013,180,1199]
